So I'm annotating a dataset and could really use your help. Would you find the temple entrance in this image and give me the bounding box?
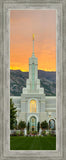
[30,116,37,131]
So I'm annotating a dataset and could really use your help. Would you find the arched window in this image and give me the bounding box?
[30,100,36,113]
[49,119,55,129]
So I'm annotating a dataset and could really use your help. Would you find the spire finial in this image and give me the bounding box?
[32,34,35,56]
[33,34,35,40]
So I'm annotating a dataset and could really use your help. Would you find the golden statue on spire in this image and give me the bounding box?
[33,34,35,40]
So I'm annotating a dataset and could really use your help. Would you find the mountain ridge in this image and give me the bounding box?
[10,69,56,96]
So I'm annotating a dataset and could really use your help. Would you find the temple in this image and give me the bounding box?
[11,35,56,131]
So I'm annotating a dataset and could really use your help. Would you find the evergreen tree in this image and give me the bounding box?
[10,99,17,129]
[37,122,40,132]
[27,122,30,131]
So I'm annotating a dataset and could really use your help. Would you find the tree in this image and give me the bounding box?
[27,122,30,131]
[10,98,17,129]
[18,121,26,130]
[41,120,48,130]
[37,122,40,132]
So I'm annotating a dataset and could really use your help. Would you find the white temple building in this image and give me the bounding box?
[11,35,56,131]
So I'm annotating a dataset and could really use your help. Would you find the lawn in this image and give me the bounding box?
[10,136,56,150]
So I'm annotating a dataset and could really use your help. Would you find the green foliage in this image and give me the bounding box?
[41,120,48,129]
[41,130,46,136]
[12,132,17,136]
[16,132,20,136]
[32,131,38,135]
[49,130,56,136]
[27,122,30,131]
[20,130,24,136]
[10,99,17,129]
[37,122,40,132]
[18,121,26,130]
[27,131,31,135]
[14,120,17,129]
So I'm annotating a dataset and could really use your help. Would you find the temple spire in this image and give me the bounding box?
[32,34,35,57]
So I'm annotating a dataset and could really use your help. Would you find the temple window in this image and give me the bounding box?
[30,100,36,113]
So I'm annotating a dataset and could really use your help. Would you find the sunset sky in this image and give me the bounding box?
[10,10,56,72]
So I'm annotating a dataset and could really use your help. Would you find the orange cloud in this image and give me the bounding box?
[10,10,56,72]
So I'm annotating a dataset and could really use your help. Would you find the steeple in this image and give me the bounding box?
[22,35,44,94]
[32,34,35,57]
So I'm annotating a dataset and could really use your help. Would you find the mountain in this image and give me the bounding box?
[10,70,56,96]
[38,70,56,82]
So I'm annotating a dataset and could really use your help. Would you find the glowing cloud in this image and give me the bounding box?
[10,10,56,71]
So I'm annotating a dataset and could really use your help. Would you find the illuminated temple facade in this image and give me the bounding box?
[11,36,56,131]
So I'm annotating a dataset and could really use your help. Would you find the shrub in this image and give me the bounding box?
[32,131,38,135]
[20,130,24,136]
[41,130,46,136]
[18,121,26,130]
[27,131,31,135]
[41,121,48,130]
[12,131,17,136]
[16,130,20,136]
[48,130,56,136]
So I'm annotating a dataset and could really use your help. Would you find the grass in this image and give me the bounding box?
[10,136,56,150]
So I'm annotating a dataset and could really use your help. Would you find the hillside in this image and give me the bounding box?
[10,70,56,96]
